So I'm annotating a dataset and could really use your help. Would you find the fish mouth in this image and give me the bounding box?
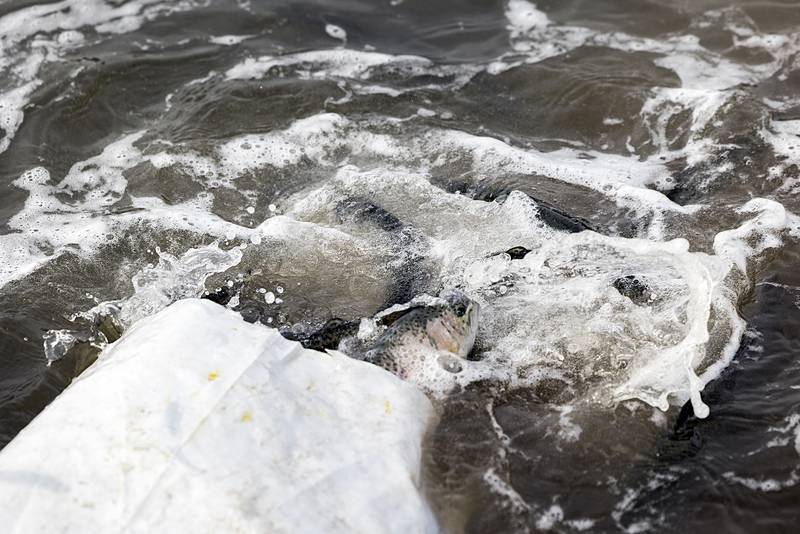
[468,300,480,324]
[463,303,479,354]
[464,298,479,329]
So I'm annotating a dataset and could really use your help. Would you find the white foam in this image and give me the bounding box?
[764,412,800,458]
[430,127,679,219]
[723,471,800,492]
[483,468,531,513]
[142,113,355,187]
[796,424,800,458]
[209,34,251,46]
[229,112,684,235]
[0,117,370,288]
[215,113,348,173]
[762,119,800,193]
[0,0,151,48]
[566,518,597,531]
[535,505,564,531]
[640,87,734,165]
[0,80,40,154]
[506,0,550,39]
[557,405,583,443]
[225,49,433,81]
[325,23,347,42]
[492,0,798,182]
[500,4,790,91]
[0,132,150,287]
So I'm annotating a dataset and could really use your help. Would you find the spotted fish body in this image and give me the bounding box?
[365,290,479,377]
[282,318,360,352]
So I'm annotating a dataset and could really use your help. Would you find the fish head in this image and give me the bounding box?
[426,289,479,358]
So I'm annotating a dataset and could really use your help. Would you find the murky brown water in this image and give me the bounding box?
[2,0,800,531]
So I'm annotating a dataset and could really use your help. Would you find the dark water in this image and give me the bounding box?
[2,0,800,532]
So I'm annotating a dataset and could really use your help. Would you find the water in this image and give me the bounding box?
[2,0,800,531]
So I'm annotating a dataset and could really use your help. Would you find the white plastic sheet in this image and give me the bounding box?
[0,299,436,533]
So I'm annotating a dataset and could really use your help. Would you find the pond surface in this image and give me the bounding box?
[1,0,800,532]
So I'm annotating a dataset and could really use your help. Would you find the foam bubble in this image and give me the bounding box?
[535,505,564,531]
[209,34,251,46]
[225,50,433,81]
[506,1,550,39]
[325,24,347,42]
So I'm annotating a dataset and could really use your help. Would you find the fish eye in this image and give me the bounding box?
[452,302,467,316]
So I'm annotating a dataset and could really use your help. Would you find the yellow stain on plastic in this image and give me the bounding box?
[207,371,219,381]
[240,411,253,422]
[384,400,392,415]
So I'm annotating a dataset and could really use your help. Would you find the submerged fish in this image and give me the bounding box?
[283,318,360,352]
[364,289,480,378]
[281,290,480,379]
[335,196,434,307]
